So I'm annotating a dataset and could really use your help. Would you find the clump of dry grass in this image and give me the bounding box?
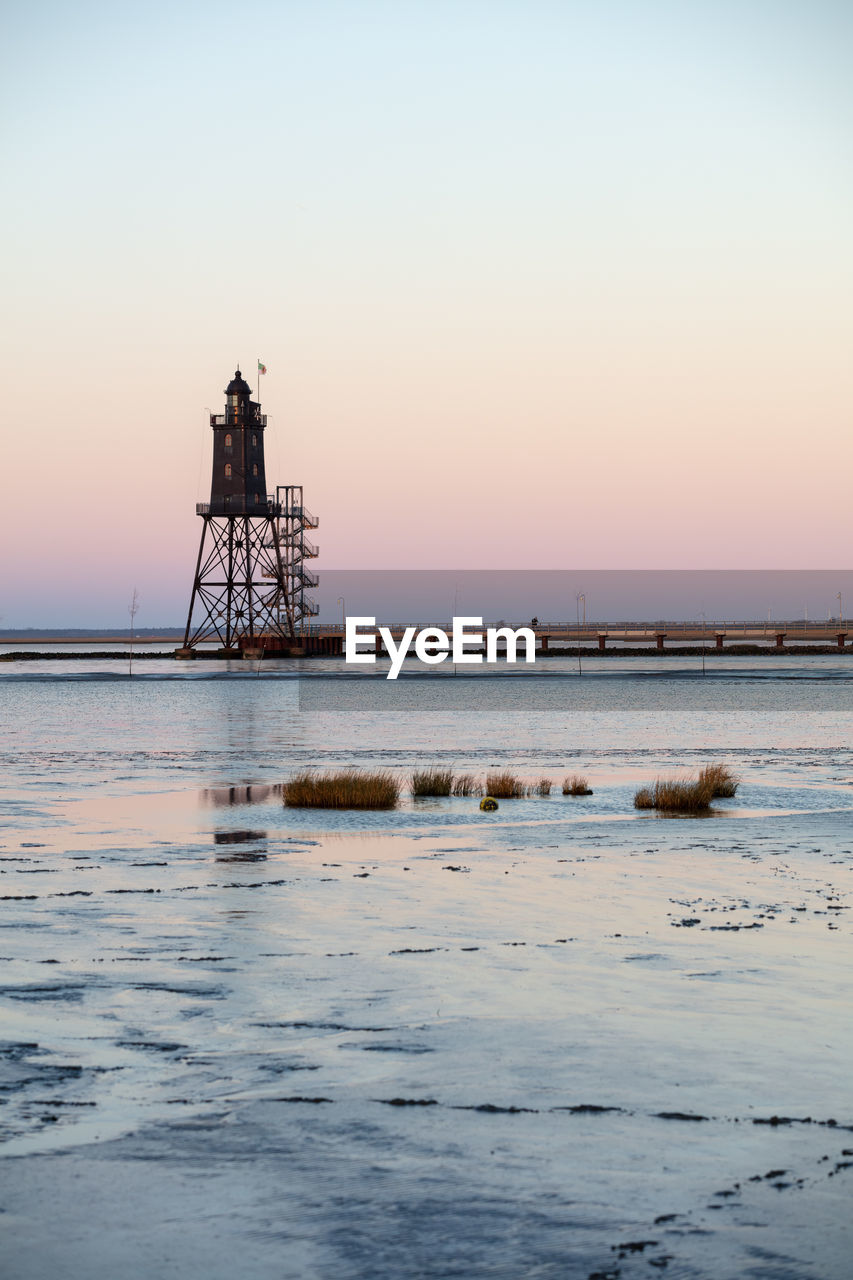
[485,771,526,799]
[452,774,483,797]
[528,777,552,796]
[698,762,740,798]
[411,767,455,797]
[633,786,656,809]
[562,774,593,796]
[283,769,400,809]
[412,768,486,798]
[633,775,714,813]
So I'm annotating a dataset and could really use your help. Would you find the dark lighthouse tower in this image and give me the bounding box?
[181,370,294,653]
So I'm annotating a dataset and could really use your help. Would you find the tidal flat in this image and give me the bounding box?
[1,656,852,1278]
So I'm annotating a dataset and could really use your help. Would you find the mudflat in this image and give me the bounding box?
[1,663,851,1277]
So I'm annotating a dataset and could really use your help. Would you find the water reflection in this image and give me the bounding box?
[213,829,268,847]
[202,784,282,807]
[214,850,267,863]
[213,829,268,861]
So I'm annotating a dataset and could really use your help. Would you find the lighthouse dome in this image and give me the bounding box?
[225,370,251,396]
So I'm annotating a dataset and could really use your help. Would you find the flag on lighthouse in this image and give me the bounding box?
[257,360,267,375]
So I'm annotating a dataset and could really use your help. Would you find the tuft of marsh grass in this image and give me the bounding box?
[698,762,740,798]
[634,786,656,809]
[485,771,526,799]
[633,775,714,813]
[528,777,552,796]
[452,774,483,797]
[562,774,592,796]
[411,767,455,797]
[284,769,400,809]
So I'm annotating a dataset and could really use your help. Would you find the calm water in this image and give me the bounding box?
[2,656,852,1278]
[3,653,853,809]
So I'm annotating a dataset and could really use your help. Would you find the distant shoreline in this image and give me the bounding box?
[2,646,851,661]
[0,635,182,644]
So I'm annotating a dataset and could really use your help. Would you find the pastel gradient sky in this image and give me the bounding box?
[2,1,852,625]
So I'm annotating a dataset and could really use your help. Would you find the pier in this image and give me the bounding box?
[238,619,849,657]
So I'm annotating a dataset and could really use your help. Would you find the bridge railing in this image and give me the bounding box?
[297,619,847,635]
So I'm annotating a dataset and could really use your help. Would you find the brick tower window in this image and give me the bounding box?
[225,463,232,478]
[224,433,232,447]
[252,463,258,476]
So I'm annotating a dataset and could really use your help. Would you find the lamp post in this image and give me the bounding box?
[698,610,706,677]
[576,593,585,676]
[838,592,844,628]
[128,588,140,678]
[337,596,345,629]
[453,583,460,676]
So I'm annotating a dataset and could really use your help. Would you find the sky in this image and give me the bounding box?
[2,0,852,625]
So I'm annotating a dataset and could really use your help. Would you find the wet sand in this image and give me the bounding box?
[2,776,852,1279]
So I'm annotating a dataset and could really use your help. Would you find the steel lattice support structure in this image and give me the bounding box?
[180,369,312,653]
[182,510,296,649]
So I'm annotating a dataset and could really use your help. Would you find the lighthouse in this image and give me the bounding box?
[179,369,318,655]
[209,369,270,515]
